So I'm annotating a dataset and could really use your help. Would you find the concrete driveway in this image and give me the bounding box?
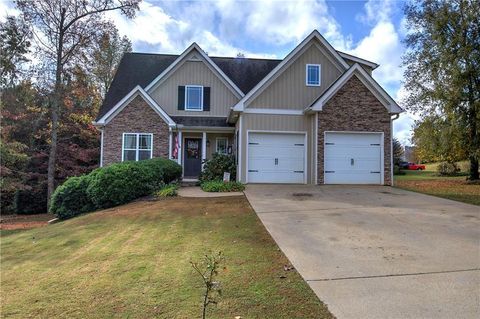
[244,185,480,319]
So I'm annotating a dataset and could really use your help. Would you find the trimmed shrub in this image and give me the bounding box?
[437,161,460,176]
[199,153,236,183]
[50,158,182,219]
[50,175,95,220]
[200,180,245,192]
[86,158,182,208]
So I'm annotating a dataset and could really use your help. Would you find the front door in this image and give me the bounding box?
[184,138,202,178]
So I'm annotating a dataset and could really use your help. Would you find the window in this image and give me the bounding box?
[306,64,321,86]
[216,137,228,154]
[122,133,153,161]
[185,85,203,111]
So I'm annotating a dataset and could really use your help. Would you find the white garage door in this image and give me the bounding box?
[248,132,305,183]
[324,132,383,184]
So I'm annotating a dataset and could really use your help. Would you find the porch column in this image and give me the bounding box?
[202,131,207,169]
[177,130,182,165]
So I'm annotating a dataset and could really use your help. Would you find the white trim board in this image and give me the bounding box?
[233,30,349,112]
[144,43,244,98]
[95,85,176,126]
[337,51,379,69]
[309,63,403,114]
[243,108,304,115]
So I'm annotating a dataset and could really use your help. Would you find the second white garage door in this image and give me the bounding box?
[247,132,305,183]
[324,132,383,184]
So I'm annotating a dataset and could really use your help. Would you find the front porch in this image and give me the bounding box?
[170,127,235,180]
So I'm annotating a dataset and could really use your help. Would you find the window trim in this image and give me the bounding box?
[185,85,204,111]
[216,137,228,154]
[306,64,321,86]
[122,133,153,161]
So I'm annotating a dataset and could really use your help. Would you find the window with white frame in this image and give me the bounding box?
[306,64,321,86]
[185,85,203,111]
[122,133,153,161]
[216,137,228,154]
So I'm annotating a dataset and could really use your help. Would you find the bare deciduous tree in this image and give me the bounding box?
[16,0,141,208]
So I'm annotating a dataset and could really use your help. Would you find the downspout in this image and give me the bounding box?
[93,122,105,167]
[390,113,400,186]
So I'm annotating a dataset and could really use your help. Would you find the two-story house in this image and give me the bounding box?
[94,30,403,185]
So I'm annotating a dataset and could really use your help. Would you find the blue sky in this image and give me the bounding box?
[1,0,415,144]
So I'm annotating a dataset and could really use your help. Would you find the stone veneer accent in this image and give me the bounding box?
[103,95,170,166]
[317,75,392,185]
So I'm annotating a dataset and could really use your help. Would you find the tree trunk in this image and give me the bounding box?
[470,156,479,180]
[47,100,59,208]
[47,9,65,210]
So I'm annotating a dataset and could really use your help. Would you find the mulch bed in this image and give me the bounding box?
[0,214,55,230]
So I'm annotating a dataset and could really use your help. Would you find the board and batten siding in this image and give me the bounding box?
[239,113,316,184]
[149,53,240,117]
[245,40,344,110]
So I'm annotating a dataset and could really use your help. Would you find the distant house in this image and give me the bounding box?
[93,30,403,185]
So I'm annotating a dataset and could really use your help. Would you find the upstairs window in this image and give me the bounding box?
[185,85,203,111]
[306,64,321,86]
[122,133,153,161]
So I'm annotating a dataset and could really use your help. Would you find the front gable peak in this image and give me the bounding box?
[144,43,244,98]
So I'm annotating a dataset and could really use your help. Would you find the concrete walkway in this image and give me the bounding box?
[178,186,243,198]
[244,184,480,319]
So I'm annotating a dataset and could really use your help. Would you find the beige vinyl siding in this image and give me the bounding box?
[149,52,240,117]
[239,114,315,184]
[246,40,343,110]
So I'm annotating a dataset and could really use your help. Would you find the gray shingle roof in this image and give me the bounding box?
[171,116,233,128]
[96,53,281,121]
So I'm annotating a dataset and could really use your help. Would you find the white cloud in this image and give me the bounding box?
[106,0,352,57]
[0,0,20,21]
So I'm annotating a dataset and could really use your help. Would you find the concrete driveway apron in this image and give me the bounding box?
[244,185,480,319]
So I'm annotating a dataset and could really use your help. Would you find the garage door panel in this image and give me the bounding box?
[249,145,303,158]
[324,132,383,185]
[248,132,305,184]
[248,171,304,184]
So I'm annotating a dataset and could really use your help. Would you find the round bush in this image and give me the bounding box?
[437,161,460,176]
[199,153,236,183]
[50,158,182,219]
[50,175,95,219]
[86,158,181,209]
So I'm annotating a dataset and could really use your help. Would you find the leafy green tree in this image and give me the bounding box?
[402,0,480,180]
[91,25,132,98]
[16,0,141,208]
[0,16,31,87]
[411,115,466,163]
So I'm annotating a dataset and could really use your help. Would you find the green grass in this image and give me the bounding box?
[1,197,332,319]
[394,162,480,206]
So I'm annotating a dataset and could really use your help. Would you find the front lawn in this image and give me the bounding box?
[1,196,332,318]
[394,168,480,206]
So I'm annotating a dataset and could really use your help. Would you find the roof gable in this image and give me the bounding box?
[309,63,403,114]
[95,86,175,126]
[144,43,244,98]
[95,53,280,121]
[233,30,350,111]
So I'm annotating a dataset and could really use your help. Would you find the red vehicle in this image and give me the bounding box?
[407,163,426,170]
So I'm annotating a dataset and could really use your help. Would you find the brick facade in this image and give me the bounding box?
[317,75,392,185]
[102,95,170,166]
